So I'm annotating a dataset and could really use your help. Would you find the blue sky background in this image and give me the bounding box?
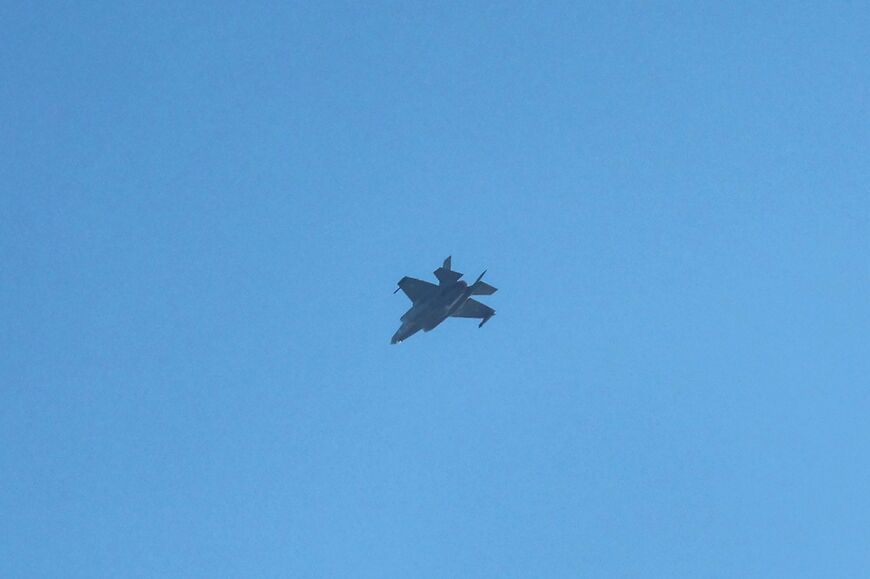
[2,2,868,577]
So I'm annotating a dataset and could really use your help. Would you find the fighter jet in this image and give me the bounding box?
[391,256,497,344]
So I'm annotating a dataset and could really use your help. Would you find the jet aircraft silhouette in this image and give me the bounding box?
[391,256,496,344]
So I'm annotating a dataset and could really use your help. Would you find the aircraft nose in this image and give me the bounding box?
[391,321,416,344]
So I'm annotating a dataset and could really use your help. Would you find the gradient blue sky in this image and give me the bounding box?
[2,2,869,577]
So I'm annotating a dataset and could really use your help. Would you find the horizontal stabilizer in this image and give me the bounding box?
[434,256,462,285]
[435,269,462,284]
[470,281,497,295]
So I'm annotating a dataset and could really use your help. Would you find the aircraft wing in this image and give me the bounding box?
[451,298,495,326]
[396,276,437,303]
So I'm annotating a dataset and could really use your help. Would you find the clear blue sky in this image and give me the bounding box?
[2,2,868,577]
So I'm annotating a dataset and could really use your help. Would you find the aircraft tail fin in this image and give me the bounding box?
[469,269,497,295]
[434,255,462,285]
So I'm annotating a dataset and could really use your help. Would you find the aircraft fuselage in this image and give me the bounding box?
[391,257,496,344]
[392,281,471,343]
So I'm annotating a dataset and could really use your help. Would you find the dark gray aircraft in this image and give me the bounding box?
[391,256,497,344]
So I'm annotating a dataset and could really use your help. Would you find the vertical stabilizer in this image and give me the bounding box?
[470,269,497,295]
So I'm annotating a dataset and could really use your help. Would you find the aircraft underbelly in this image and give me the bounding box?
[422,313,445,331]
